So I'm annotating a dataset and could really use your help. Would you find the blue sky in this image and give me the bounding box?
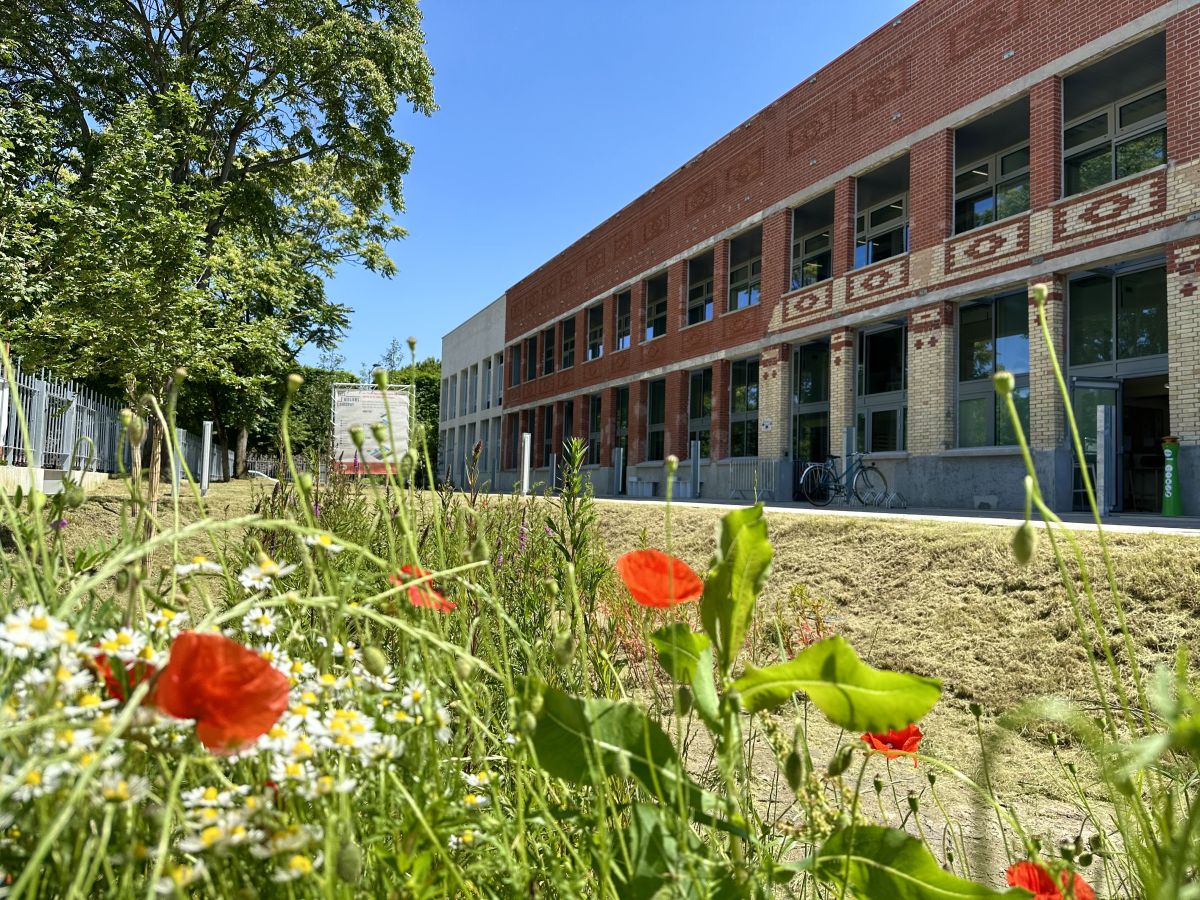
[315,0,911,372]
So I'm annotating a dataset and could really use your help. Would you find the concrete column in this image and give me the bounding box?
[909,129,954,252]
[831,176,857,277]
[573,394,588,441]
[906,303,955,453]
[1029,77,1063,211]
[829,327,857,449]
[1028,276,1066,451]
[665,369,690,459]
[757,344,791,459]
[710,359,731,460]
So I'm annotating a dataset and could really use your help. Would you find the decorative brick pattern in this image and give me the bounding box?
[772,282,835,331]
[1052,170,1167,245]
[829,328,856,456]
[945,0,1026,64]
[846,256,911,308]
[945,215,1031,275]
[851,57,914,121]
[726,146,764,191]
[757,345,790,460]
[1168,238,1200,445]
[906,303,954,453]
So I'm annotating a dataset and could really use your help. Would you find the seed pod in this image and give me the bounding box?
[993,371,1015,396]
[675,686,693,717]
[455,656,474,680]
[115,569,130,591]
[370,422,387,446]
[372,367,388,389]
[827,745,854,778]
[298,472,313,493]
[1012,521,1037,565]
[785,751,806,793]
[612,750,632,779]
[1031,283,1049,306]
[61,480,86,509]
[362,646,389,677]
[873,774,884,795]
[349,425,365,450]
[336,839,363,883]
[907,790,920,814]
[1078,853,1093,868]
[927,771,937,787]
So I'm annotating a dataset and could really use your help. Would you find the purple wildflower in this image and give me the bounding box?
[50,518,69,531]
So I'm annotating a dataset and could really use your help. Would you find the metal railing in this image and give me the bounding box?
[727,458,777,500]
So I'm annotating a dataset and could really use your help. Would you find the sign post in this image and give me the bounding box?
[331,383,411,476]
[520,433,531,496]
[1163,436,1182,517]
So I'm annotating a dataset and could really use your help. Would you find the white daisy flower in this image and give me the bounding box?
[272,852,322,883]
[1,605,70,657]
[237,554,296,591]
[303,533,343,553]
[463,769,498,789]
[449,828,480,850]
[434,704,453,744]
[462,793,491,811]
[173,555,222,577]
[300,775,357,800]
[363,733,405,762]
[399,680,427,713]
[269,758,317,785]
[251,824,323,859]
[92,627,145,663]
[155,861,206,895]
[147,607,189,633]
[177,819,263,854]
[181,785,249,809]
[97,772,151,805]
[284,658,316,685]
[62,691,118,719]
[242,608,276,638]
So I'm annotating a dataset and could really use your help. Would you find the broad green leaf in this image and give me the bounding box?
[731,635,941,732]
[650,624,719,729]
[700,504,773,675]
[613,803,700,900]
[529,685,712,813]
[813,826,1028,899]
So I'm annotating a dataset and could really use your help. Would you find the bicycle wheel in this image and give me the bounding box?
[802,465,836,507]
[852,465,887,504]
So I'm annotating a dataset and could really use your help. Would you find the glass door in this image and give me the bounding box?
[1072,380,1119,511]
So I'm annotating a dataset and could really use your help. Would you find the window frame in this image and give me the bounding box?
[524,336,537,383]
[541,326,555,376]
[586,305,604,361]
[790,222,833,291]
[646,378,666,461]
[587,395,602,465]
[953,141,1031,235]
[615,290,632,351]
[541,404,554,468]
[854,194,909,269]
[687,367,712,459]
[481,360,491,411]
[686,251,715,326]
[855,322,908,453]
[1063,82,1167,197]
[729,358,760,458]
[956,292,1031,448]
[1067,262,1169,376]
[560,319,576,370]
[728,228,763,312]
[791,339,831,464]
[644,275,668,341]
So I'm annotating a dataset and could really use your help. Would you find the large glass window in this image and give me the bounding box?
[856,324,907,452]
[562,400,574,449]
[647,379,666,461]
[855,196,908,268]
[791,226,832,290]
[560,319,576,370]
[1064,86,1166,196]
[448,376,457,420]
[728,228,762,311]
[1069,267,1168,367]
[587,395,602,465]
[469,365,478,413]
[524,337,537,382]
[955,145,1030,234]
[510,345,520,387]
[586,306,604,361]
[459,369,468,417]
[542,326,555,376]
[792,340,830,464]
[645,275,668,340]
[541,405,554,467]
[688,368,712,458]
[730,359,759,457]
[615,290,632,351]
[687,251,714,325]
[616,386,629,457]
[481,360,491,410]
[957,293,1030,447]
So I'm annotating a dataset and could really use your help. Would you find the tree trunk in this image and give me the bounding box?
[235,427,248,478]
[207,386,231,481]
[145,419,163,540]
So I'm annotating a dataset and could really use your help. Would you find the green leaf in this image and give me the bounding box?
[813,826,1028,899]
[700,504,773,674]
[529,685,712,813]
[650,624,719,730]
[731,635,941,732]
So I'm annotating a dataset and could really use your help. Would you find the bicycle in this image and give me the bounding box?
[799,452,887,507]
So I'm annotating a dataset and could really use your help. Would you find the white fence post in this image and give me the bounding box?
[200,421,213,495]
[520,432,531,496]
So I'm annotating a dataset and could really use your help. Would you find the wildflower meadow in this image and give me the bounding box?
[0,286,1197,898]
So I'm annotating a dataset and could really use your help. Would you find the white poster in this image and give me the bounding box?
[331,384,411,474]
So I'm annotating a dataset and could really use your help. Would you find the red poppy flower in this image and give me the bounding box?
[1006,861,1095,900]
[616,549,704,608]
[388,564,456,613]
[150,631,289,754]
[861,723,924,766]
[92,654,157,702]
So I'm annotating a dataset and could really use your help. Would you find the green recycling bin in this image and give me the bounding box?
[1163,436,1182,517]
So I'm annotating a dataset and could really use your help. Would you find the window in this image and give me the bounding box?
[496,354,504,405]
[459,369,468,417]
[509,344,520,387]
[1064,86,1166,196]
[792,340,830,464]
[1069,266,1167,367]
[791,225,832,290]
[481,360,491,410]
[440,378,448,422]
[562,399,574,448]
[957,293,1030,447]
[856,324,907,452]
[955,145,1030,233]
[448,376,457,421]
[730,359,759,457]
[524,337,537,382]
[645,274,668,340]
[561,319,576,370]
[687,251,714,325]
[616,386,629,458]
[855,196,908,268]
[688,368,712,458]
[647,379,666,461]
[469,365,478,414]
[587,395,602,465]
[728,228,762,311]
[615,291,632,350]
[542,326,555,376]
[586,306,604,361]
[541,405,554,467]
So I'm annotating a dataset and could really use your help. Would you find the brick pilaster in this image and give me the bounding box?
[533,405,548,467]
[1029,77,1063,211]
[829,327,856,454]
[630,279,645,347]
[600,386,617,466]
[573,395,588,441]
[710,359,731,460]
[761,209,792,307]
[665,369,690,459]
[758,343,791,459]
[1028,276,1066,451]
[1167,8,1200,164]
[628,380,648,464]
[551,401,565,462]
[832,176,857,277]
[909,130,955,252]
[669,259,689,332]
[713,239,730,314]
[1168,239,1200,445]
[906,303,955,453]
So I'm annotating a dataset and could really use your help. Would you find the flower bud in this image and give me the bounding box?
[553,632,577,667]
[827,745,854,778]
[519,711,538,734]
[785,751,807,793]
[969,702,983,720]
[1012,521,1037,566]
[362,646,389,678]
[335,839,363,883]
[61,480,86,509]
[907,790,920,814]
[287,373,304,395]
[174,367,188,382]
[666,454,679,476]
[612,750,632,779]
[927,771,937,787]
[455,656,474,681]
[675,686,693,717]
[407,336,417,353]
[467,533,490,564]
[349,425,365,450]
[370,422,387,447]
[1031,283,1049,307]
[873,774,884,795]
[541,577,560,598]
[993,370,1015,396]
[298,472,313,493]
[372,367,388,389]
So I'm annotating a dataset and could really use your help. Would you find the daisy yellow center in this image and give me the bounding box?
[269,725,287,739]
[319,673,336,686]
[100,640,118,653]
[203,787,219,802]
[261,650,275,662]
[201,826,224,847]
[301,691,318,704]
[199,808,219,822]
[115,633,132,647]
[169,865,194,886]
[30,615,50,631]
[63,628,77,644]
[80,752,97,767]
[316,776,333,793]
[79,693,101,708]
[138,646,155,661]
[292,738,314,758]
[288,855,313,875]
[191,556,208,565]
[290,661,305,674]
[462,830,476,844]
[25,770,42,786]
[55,665,71,683]
[256,615,272,626]
[464,794,480,807]
[258,556,280,576]
[411,689,423,702]
[318,534,333,546]
[285,762,304,778]
[104,781,130,801]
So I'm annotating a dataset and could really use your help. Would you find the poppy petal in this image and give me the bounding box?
[616,549,704,608]
[1005,862,1094,900]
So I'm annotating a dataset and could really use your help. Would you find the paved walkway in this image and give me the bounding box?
[596,495,1200,537]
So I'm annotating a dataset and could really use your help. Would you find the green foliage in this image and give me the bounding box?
[731,635,942,732]
[700,503,774,676]
[650,624,719,729]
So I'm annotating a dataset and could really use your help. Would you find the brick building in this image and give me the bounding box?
[470,0,1200,513]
